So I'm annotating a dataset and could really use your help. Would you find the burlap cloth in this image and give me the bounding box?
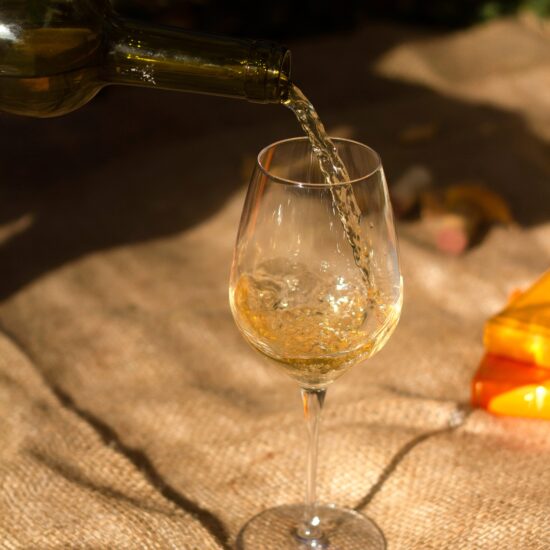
[1,17,550,549]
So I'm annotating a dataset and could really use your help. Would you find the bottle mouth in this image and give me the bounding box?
[245,41,291,103]
[278,49,292,102]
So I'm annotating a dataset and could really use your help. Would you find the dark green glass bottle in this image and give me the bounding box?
[0,0,291,117]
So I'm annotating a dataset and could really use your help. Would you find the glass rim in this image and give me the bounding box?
[256,136,382,188]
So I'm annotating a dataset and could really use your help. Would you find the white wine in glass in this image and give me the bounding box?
[230,136,402,549]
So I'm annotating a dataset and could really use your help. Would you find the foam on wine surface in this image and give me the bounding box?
[231,260,400,387]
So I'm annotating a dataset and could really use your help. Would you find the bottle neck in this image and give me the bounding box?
[102,19,291,103]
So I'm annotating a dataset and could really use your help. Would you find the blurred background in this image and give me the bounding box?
[113,0,550,34]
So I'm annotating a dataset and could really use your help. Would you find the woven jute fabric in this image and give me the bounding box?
[1,18,550,549]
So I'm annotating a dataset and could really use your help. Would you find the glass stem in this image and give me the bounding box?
[297,387,326,542]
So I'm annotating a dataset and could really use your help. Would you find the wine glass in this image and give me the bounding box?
[229,137,402,549]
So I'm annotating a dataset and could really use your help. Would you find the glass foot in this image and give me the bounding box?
[236,504,386,549]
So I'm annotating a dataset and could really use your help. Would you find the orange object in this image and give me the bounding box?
[418,183,513,256]
[484,270,550,369]
[472,354,550,419]
[445,183,514,225]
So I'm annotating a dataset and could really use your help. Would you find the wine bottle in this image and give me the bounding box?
[0,0,291,117]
